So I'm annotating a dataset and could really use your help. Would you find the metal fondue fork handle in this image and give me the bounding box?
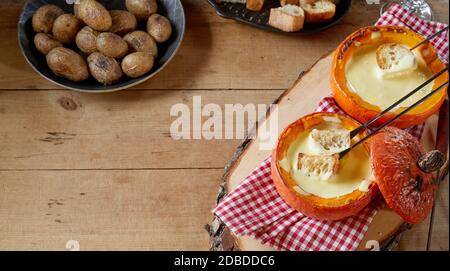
[340,78,449,160]
[348,65,448,140]
[410,25,449,51]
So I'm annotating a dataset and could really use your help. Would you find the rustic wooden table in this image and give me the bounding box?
[0,0,448,251]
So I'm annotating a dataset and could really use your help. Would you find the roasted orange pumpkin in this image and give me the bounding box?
[271,112,379,221]
[331,26,448,128]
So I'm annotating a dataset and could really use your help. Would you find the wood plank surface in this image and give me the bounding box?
[0,169,221,250]
[0,0,447,250]
[0,90,280,170]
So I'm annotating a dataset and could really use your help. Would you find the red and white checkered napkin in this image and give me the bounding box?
[213,5,448,251]
[377,3,449,64]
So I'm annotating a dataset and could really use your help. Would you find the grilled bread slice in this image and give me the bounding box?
[376,43,417,78]
[298,153,340,180]
[310,128,350,153]
[269,4,305,32]
[300,0,336,23]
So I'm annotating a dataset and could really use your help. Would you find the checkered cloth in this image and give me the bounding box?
[213,5,449,251]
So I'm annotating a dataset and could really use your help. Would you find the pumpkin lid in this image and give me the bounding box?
[370,127,437,224]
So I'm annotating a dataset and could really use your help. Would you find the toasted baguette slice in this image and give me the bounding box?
[247,0,264,11]
[300,0,336,23]
[376,43,417,77]
[298,153,340,180]
[280,0,299,6]
[310,128,350,153]
[269,5,305,32]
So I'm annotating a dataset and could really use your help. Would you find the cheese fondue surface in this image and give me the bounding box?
[345,44,433,110]
[280,122,373,199]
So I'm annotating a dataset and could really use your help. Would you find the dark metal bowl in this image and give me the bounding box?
[18,0,185,92]
[207,0,352,35]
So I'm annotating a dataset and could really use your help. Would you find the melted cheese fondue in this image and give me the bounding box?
[280,122,373,199]
[345,44,434,110]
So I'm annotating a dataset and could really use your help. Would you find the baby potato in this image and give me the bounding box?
[34,33,63,55]
[124,30,158,58]
[32,4,64,34]
[125,0,157,20]
[75,26,99,54]
[46,47,89,82]
[87,52,123,85]
[121,52,154,78]
[147,14,172,43]
[110,10,137,36]
[52,14,81,43]
[77,0,112,31]
[96,32,129,58]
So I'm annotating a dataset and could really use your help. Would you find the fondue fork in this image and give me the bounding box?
[348,66,449,140]
[410,25,449,51]
[339,78,449,160]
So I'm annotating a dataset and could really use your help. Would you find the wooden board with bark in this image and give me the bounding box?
[207,53,448,251]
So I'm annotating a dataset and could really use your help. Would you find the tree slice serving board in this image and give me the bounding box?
[208,52,444,251]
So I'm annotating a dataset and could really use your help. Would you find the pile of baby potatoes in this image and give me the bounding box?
[32,0,172,85]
